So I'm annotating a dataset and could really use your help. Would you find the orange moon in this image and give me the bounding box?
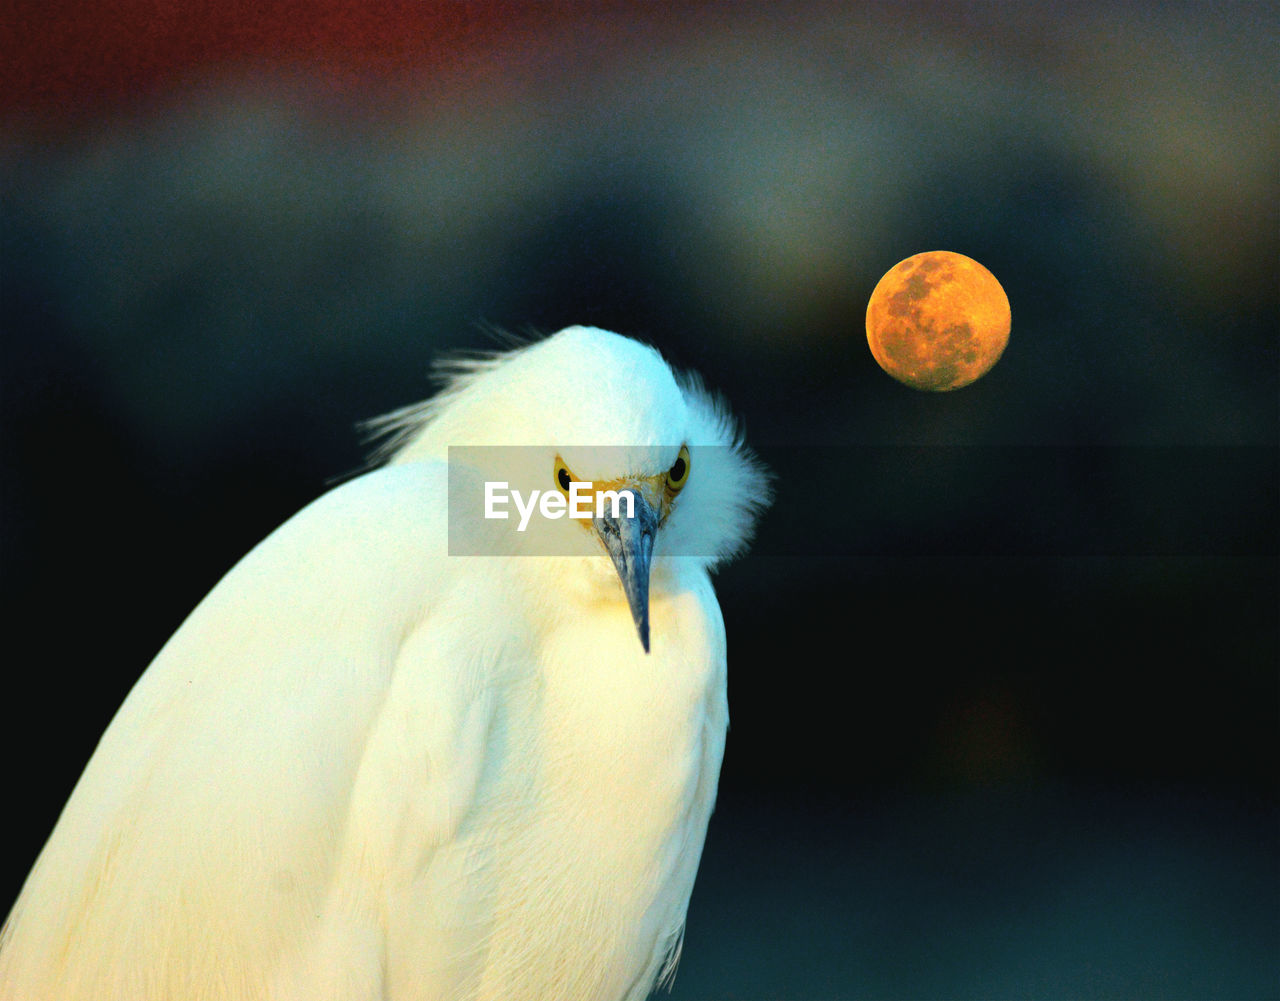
[865,251,1010,391]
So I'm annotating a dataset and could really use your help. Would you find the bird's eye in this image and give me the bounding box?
[666,445,691,494]
[555,459,573,495]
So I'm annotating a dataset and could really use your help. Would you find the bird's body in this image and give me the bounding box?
[0,327,766,1001]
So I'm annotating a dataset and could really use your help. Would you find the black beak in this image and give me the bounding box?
[594,488,659,653]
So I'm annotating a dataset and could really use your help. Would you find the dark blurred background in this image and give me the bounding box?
[2,2,1276,998]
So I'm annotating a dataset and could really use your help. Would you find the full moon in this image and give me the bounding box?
[865,251,1011,391]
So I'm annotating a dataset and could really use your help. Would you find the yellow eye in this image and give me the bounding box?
[554,456,574,496]
[665,445,691,494]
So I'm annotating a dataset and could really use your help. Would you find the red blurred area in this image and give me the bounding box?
[1,0,609,116]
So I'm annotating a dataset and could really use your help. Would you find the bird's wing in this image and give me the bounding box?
[0,461,498,1001]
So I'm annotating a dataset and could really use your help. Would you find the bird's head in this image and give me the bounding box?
[369,326,770,652]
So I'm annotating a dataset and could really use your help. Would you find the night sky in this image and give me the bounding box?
[2,3,1276,997]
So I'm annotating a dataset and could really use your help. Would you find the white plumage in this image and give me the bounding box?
[0,326,768,1000]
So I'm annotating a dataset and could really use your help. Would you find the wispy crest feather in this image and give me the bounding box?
[361,326,538,468]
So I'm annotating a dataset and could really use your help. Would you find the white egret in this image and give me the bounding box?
[0,326,769,1001]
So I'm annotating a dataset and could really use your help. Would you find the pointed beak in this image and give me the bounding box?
[594,487,659,653]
